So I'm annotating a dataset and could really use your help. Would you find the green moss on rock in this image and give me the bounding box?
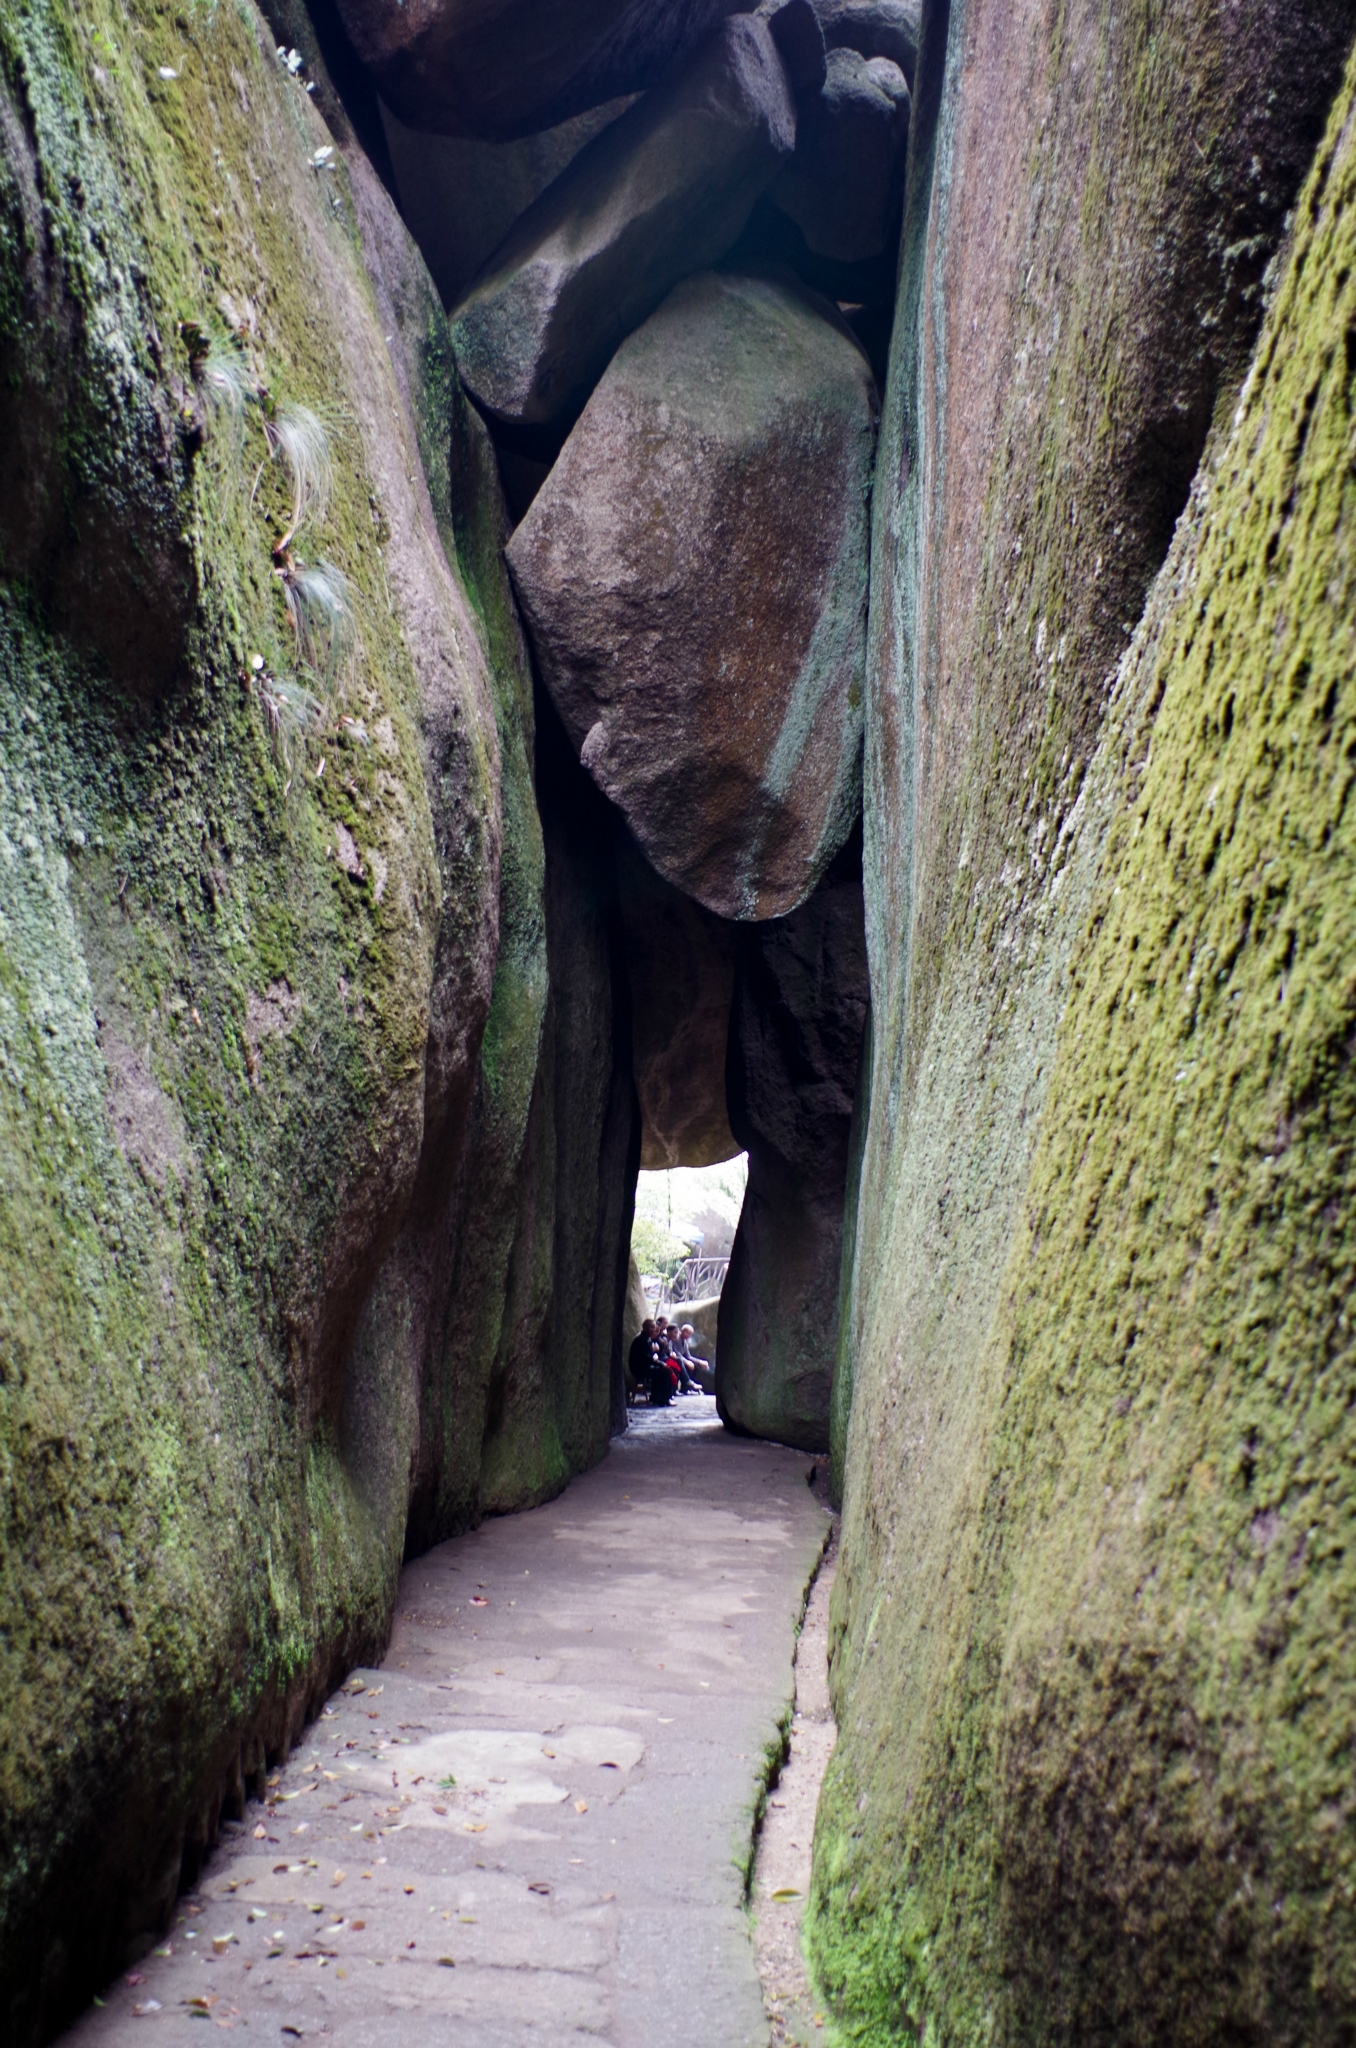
[811,3,1356,2042]
[0,1,506,2036]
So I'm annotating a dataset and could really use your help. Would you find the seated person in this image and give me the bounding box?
[675,1323,714,1393]
[627,1318,656,1404]
[653,1318,684,1396]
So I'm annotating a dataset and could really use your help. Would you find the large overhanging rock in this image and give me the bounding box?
[334,0,748,140]
[450,8,823,432]
[380,96,634,313]
[770,46,910,260]
[505,270,876,920]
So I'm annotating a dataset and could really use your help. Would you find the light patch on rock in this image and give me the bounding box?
[101,1026,191,1189]
[334,820,365,878]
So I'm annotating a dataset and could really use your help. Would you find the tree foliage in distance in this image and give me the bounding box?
[630,1213,690,1282]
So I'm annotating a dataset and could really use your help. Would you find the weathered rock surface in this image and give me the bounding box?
[812,0,918,78]
[507,270,876,919]
[450,10,820,433]
[621,1250,648,1352]
[334,0,748,140]
[722,189,901,304]
[685,1293,722,1365]
[380,94,634,314]
[717,832,867,1450]
[0,4,628,2038]
[811,4,1356,2042]
[0,2,489,2029]
[770,47,910,260]
[616,831,739,1169]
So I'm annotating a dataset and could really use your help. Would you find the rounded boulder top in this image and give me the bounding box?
[505,269,878,921]
[335,0,750,138]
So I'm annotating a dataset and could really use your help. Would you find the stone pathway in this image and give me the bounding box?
[61,1397,831,2048]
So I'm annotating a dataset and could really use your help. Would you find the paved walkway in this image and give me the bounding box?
[63,1397,830,2048]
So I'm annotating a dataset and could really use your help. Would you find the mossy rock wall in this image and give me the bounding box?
[0,3,629,2038]
[811,0,1356,2040]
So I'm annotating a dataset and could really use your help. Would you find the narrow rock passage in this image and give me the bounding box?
[62,1399,830,2048]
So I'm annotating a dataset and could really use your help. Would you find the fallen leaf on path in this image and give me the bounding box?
[463,1822,486,1833]
[349,1921,365,1932]
[528,1882,550,1895]
[771,1887,803,1901]
[132,2001,161,2016]
[431,1805,448,1816]
[403,1885,415,1895]
[332,1871,345,1886]
[126,1972,146,1986]
[252,1825,267,1839]
[599,1892,616,1903]
[573,1800,588,1814]
[437,1957,456,1968]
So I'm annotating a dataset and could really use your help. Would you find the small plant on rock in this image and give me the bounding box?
[178,318,257,452]
[277,556,355,687]
[262,399,333,543]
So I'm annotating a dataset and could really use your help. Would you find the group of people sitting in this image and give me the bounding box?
[627,1316,713,1406]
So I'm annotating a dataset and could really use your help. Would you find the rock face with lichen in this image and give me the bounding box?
[717,829,867,1450]
[507,268,876,920]
[809,3,1356,2042]
[0,4,631,2039]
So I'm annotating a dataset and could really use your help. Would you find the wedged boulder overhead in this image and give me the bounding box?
[811,1,1356,2042]
[380,95,635,314]
[617,832,739,1170]
[506,270,876,920]
[717,831,867,1451]
[770,46,910,260]
[450,8,822,433]
[333,0,748,139]
[811,0,919,78]
[721,188,901,304]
